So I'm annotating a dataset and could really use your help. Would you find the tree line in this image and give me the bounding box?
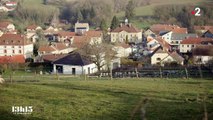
[153,3,213,32]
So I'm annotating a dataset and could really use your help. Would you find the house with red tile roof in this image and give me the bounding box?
[161,27,188,43]
[0,34,33,58]
[26,25,42,33]
[179,37,213,53]
[150,24,180,34]
[5,1,17,7]
[57,31,75,42]
[38,43,74,56]
[192,45,213,64]
[0,21,15,32]
[113,43,132,57]
[0,55,25,64]
[71,36,91,49]
[146,36,160,51]
[151,46,184,65]
[194,26,213,34]
[70,30,103,49]
[110,23,142,43]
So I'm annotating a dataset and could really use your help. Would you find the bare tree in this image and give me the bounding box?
[78,42,117,74]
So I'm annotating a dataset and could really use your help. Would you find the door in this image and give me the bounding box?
[88,67,90,74]
[72,68,76,75]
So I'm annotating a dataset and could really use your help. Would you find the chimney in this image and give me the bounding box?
[120,23,122,27]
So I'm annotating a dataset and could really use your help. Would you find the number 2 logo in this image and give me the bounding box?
[194,7,201,16]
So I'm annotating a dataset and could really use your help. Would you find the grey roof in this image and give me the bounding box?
[52,52,92,66]
[171,33,197,40]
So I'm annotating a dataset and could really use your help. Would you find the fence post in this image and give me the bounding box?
[159,67,162,78]
[110,67,113,80]
[135,68,139,78]
[84,70,87,80]
[185,67,189,79]
[56,71,59,81]
[198,65,203,79]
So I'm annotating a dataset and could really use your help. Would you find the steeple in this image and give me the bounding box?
[124,18,128,25]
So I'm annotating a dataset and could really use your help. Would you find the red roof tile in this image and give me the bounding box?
[26,25,40,30]
[0,21,12,29]
[0,34,32,45]
[54,43,68,50]
[38,43,68,52]
[172,28,187,34]
[38,45,57,52]
[42,54,68,62]
[0,55,25,64]
[58,31,76,37]
[111,24,140,33]
[181,37,213,44]
[71,36,91,49]
[150,24,180,34]
[156,37,171,50]
[85,30,102,37]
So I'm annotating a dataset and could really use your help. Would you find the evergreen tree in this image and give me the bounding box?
[77,10,83,21]
[110,16,119,30]
[100,19,107,32]
[90,7,96,19]
[125,0,135,20]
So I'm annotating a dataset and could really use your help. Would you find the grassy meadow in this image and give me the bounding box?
[0,76,213,120]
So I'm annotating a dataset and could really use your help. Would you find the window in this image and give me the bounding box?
[187,45,189,47]
[19,50,22,53]
[182,45,184,47]
[157,58,161,61]
[4,50,7,53]
[13,50,15,53]
[192,45,194,47]
[4,46,6,48]
[12,46,14,48]
[19,46,21,48]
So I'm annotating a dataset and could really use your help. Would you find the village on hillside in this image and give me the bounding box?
[0,0,213,78]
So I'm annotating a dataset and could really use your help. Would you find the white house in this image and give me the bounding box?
[193,45,213,64]
[26,33,39,43]
[144,29,156,38]
[161,28,188,43]
[52,52,98,75]
[26,25,42,33]
[147,36,160,51]
[0,6,9,12]
[5,1,17,7]
[0,34,33,58]
[180,38,202,53]
[74,21,89,35]
[113,43,132,58]
[57,31,75,42]
[180,38,213,53]
[151,47,184,65]
[0,21,15,32]
[110,22,142,43]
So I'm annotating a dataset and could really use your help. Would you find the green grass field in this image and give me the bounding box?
[116,0,203,17]
[0,76,213,120]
